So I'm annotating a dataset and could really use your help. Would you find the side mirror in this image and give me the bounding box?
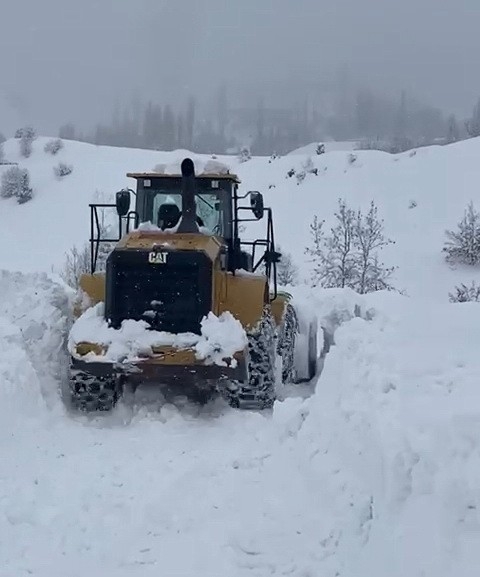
[249,191,264,220]
[115,190,131,217]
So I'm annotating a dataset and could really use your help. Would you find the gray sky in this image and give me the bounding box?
[1,0,479,135]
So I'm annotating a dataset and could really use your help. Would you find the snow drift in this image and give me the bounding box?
[1,270,480,575]
[2,137,480,575]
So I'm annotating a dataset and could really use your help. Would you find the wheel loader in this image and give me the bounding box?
[68,158,317,411]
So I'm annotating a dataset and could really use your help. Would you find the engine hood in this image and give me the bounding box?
[116,231,224,263]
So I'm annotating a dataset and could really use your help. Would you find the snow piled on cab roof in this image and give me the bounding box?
[152,158,232,176]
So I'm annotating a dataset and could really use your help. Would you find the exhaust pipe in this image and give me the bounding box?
[177,158,200,234]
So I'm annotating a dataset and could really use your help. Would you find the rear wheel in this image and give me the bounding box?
[278,303,318,384]
[224,310,276,410]
[307,322,318,380]
[69,368,121,412]
[277,304,299,384]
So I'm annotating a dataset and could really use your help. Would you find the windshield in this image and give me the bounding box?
[144,189,229,236]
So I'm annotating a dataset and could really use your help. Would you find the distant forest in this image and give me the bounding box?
[56,80,474,156]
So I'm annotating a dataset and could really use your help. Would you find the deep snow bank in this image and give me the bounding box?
[1,271,480,575]
[0,271,71,423]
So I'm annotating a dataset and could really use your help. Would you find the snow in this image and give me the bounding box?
[152,157,231,176]
[287,140,358,155]
[2,135,480,301]
[136,220,161,232]
[69,303,247,367]
[1,137,480,575]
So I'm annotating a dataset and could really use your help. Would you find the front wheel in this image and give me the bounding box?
[69,368,122,412]
[223,311,276,410]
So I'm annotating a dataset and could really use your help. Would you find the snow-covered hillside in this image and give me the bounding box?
[1,135,479,299]
[2,137,480,576]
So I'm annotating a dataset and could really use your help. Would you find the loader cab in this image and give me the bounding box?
[89,159,280,298]
[124,173,237,240]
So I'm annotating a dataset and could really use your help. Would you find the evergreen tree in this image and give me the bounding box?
[19,126,36,158]
[447,114,460,143]
[443,202,480,265]
[185,96,196,149]
[217,83,228,141]
[177,112,186,149]
[163,105,176,150]
[59,122,75,140]
[1,166,33,203]
[466,97,480,138]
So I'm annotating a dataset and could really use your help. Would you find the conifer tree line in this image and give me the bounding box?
[53,80,478,156]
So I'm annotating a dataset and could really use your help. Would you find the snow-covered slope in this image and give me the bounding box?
[1,273,480,576]
[1,136,479,299]
[2,137,480,576]
[287,140,357,155]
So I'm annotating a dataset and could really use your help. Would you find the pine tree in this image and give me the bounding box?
[443,202,480,265]
[58,122,76,140]
[17,170,33,203]
[447,114,460,143]
[392,90,412,152]
[1,166,33,203]
[466,98,480,138]
[163,105,176,150]
[185,96,196,149]
[19,126,36,158]
[177,112,186,149]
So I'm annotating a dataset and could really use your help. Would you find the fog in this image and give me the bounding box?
[1,0,479,136]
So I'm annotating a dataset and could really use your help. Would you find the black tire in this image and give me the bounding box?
[307,322,318,380]
[224,310,276,410]
[277,304,298,384]
[70,369,121,412]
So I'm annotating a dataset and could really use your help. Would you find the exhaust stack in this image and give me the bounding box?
[177,158,200,234]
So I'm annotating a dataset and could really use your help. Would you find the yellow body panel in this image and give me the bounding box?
[271,293,290,326]
[79,273,105,303]
[117,231,223,262]
[72,343,243,368]
[214,270,267,331]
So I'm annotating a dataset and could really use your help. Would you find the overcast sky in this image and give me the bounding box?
[1,0,479,135]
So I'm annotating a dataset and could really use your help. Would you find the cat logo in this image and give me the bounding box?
[148,251,168,264]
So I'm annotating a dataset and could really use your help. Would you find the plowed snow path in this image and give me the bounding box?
[2,273,480,576]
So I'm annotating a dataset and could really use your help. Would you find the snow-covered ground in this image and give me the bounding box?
[287,140,358,155]
[1,135,479,300]
[1,136,480,576]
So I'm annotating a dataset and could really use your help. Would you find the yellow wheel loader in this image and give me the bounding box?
[68,158,317,411]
